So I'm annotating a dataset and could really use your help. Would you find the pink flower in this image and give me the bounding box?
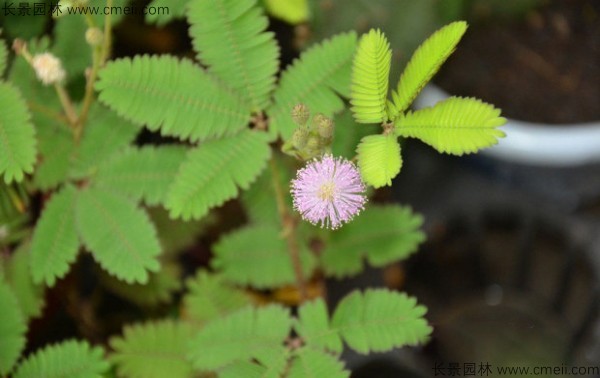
[291,155,367,229]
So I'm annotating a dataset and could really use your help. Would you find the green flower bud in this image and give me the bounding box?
[292,127,309,149]
[316,115,334,139]
[291,104,310,126]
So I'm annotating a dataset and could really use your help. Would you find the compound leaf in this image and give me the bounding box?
[264,0,309,24]
[356,134,401,188]
[96,55,251,142]
[395,96,506,155]
[295,298,343,353]
[0,280,26,376]
[166,130,271,220]
[350,29,391,124]
[2,242,45,319]
[288,348,349,378]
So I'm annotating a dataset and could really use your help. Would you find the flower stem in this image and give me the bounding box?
[269,157,308,301]
[54,84,78,127]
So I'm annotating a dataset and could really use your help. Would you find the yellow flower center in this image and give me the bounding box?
[317,182,336,201]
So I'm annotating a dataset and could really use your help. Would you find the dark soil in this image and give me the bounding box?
[436,0,600,124]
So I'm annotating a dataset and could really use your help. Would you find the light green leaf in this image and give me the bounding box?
[331,289,432,354]
[76,187,161,284]
[395,96,506,155]
[350,29,391,124]
[268,32,357,139]
[389,21,467,117]
[188,0,279,110]
[0,280,26,376]
[0,82,36,183]
[146,0,188,25]
[93,146,187,206]
[288,348,349,378]
[212,225,315,289]
[264,0,309,24]
[96,55,251,142]
[356,134,401,188]
[219,361,269,378]
[295,298,343,353]
[166,130,271,220]
[13,340,109,378]
[182,270,251,325]
[321,205,424,278]
[110,320,195,378]
[2,242,45,319]
[30,185,79,286]
[188,305,292,371]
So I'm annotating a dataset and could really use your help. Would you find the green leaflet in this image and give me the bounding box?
[0,280,26,376]
[2,242,45,319]
[33,120,73,190]
[182,270,251,325]
[389,21,468,117]
[287,348,349,378]
[263,0,309,24]
[110,320,195,378]
[295,298,343,353]
[350,29,392,124]
[166,130,271,220]
[331,289,432,353]
[93,146,187,206]
[76,187,161,284]
[212,225,316,289]
[146,0,188,25]
[356,134,402,188]
[96,55,251,142]
[268,32,357,139]
[30,185,80,287]
[13,340,109,378]
[321,205,424,278]
[0,82,37,183]
[395,96,506,155]
[187,305,292,371]
[188,0,279,110]
[148,207,214,256]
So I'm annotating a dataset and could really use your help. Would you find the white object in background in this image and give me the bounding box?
[414,85,600,167]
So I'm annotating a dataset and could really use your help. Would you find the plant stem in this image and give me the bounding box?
[269,157,308,301]
[54,84,78,127]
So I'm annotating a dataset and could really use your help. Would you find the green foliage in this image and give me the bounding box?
[212,225,315,289]
[0,280,26,376]
[187,305,291,371]
[350,29,391,124]
[110,320,195,378]
[96,55,251,142]
[395,96,507,155]
[296,298,343,353]
[331,289,431,353]
[0,38,7,78]
[330,110,378,160]
[148,207,213,256]
[268,32,357,139]
[183,270,251,325]
[146,0,188,25]
[52,15,91,79]
[93,146,187,206]
[76,187,161,284]
[356,134,402,188]
[263,0,309,24]
[33,121,73,190]
[188,0,279,111]
[1,242,45,318]
[30,185,79,286]
[0,82,36,183]
[389,21,467,117]
[166,130,271,220]
[322,205,424,278]
[13,340,109,378]
[287,348,349,378]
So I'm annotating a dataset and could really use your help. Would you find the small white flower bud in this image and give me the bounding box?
[85,27,103,46]
[32,53,66,85]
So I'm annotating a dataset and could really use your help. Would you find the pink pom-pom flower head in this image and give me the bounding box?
[291,155,367,229]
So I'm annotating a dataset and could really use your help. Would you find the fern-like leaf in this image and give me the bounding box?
[288,348,349,378]
[188,305,291,371]
[356,134,402,188]
[295,298,343,353]
[268,32,357,139]
[331,289,431,354]
[96,55,251,142]
[2,242,45,319]
[219,361,271,378]
[321,205,424,278]
[166,130,271,220]
[350,29,391,124]
[76,187,161,284]
[212,225,315,289]
[0,82,36,183]
[0,280,26,376]
[146,0,188,25]
[93,146,187,206]
[30,185,80,286]
[188,0,279,110]
[183,270,251,325]
[13,340,109,378]
[389,21,468,117]
[395,96,506,155]
[110,320,195,378]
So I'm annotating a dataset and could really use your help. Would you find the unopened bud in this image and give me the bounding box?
[32,53,66,85]
[315,114,334,139]
[306,135,320,151]
[85,27,103,46]
[292,127,309,149]
[291,103,310,126]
